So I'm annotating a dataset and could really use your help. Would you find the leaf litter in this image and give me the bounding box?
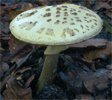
[0,0,112,99]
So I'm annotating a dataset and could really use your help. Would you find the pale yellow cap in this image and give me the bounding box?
[10,4,103,45]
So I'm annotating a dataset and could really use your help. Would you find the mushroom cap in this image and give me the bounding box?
[10,4,103,45]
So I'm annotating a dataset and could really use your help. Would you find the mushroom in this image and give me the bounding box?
[9,4,103,91]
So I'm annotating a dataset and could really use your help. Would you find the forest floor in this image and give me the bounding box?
[0,0,112,99]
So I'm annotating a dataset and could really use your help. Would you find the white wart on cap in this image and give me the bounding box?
[10,4,103,45]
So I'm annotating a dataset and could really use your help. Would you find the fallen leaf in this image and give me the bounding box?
[9,35,23,53]
[20,3,34,11]
[5,35,29,61]
[0,6,4,15]
[106,64,112,70]
[14,67,34,88]
[25,75,35,88]
[105,8,112,18]
[82,69,109,93]
[9,10,22,20]
[10,46,34,68]
[83,41,112,62]
[70,38,107,48]
[94,1,111,10]
[0,62,9,79]
[107,70,112,79]
[4,47,34,78]
[0,75,11,91]
[0,62,9,72]
[14,67,32,75]
[83,0,94,8]
[0,21,10,35]
[36,0,48,6]
[8,3,34,20]
[36,0,72,6]
[3,76,32,100]
[0,42,4,51]
[59,71,83,94]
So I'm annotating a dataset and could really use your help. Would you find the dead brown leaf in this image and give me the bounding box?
[6,35,32,62]
[82,69,109,93]
[9,3,34,20]
[9,10,23,20]
[59,71,83,94]
[20,3,34,11]
[0,6,4,15]
[3,46,34,77]
[3,76,32,100]
[94,1,111,10]
[0,3,20,17]
[25,75,35,88]
[0,62,9,81]
[8,35,26,55]
[14,67,32,75]
[106,64,112,70]
[70,39,107,48]
[10,45,33,67]
[0,62,9,73]
[36,0,48,6]
[36,0,71,5]
[1,21,10,35]
[105,8,112,18]
[107,71,112,79]
[0,42,4,51]
[83,0,94,8]
[83,41,112,62]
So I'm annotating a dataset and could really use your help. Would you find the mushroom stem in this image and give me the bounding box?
[37,54,59,91]
[37,45,68,91]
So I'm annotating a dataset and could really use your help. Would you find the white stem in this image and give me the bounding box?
[37,45,68,91]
